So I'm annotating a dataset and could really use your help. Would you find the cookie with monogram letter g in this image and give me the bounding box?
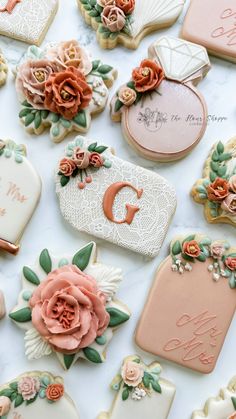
[0,140,41,255]
[97,355,176,419]
[111,36,210,162]
[135,233,236,374]
[182,0,236,63]
[0,371,80,419]
[55,136,176,257]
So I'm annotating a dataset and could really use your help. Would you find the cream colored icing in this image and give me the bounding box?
[0,289,6,319]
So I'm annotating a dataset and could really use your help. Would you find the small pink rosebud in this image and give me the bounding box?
[78,182,85,189]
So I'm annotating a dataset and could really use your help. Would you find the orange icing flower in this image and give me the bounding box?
[59,158,77,176]
[116,0,135,14]
[46,384,64,401]
[207,178,229,202]
[132,59,164,93]
[182,240,201,258]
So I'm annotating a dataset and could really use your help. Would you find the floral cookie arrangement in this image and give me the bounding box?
[191,138,236,227]
[15,40,117,142]
[111,36,211,162]
[78,0,185,49]
[98,355,176,419]
[0,48,7,86]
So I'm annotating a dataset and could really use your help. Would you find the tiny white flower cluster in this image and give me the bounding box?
[171,259,192,275]
[208,261,228,282]
[131,387,147,401]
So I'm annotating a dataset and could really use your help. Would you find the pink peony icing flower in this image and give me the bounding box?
[210,242,225,258]
[101,5,126,32]
[47,40,92,75]
[121,360,144,387]
[221,194,236,214]
[18,376,40,401]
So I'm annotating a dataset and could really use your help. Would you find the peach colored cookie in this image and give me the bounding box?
[191,137,236,227]
[135,233,236,374]
[111,36,210,162]
[78,0,185,50]
[0,49,7,86]
[97,355,176,419]
[182,0,236,63]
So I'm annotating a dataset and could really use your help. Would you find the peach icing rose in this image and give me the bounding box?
[207,178,229,202]
[182,240,201,258]
[18,376,40,401]
[101,5,126,32]
[229,175,236,193]
[0,396,11,416]
[59,158,77,176]
[46,384,64,401]
[118,86,137,106]
[89,152,104,167]
[16,59,56,109]
[73,147,90,169]
[210,242,225,258]
[116,0,135,14]
[132,59,164,93]
[29,265,110,354]
[225,257,236,271]
[121,361,144,387]
[97,0,115,6]
[221,194,236,214]
[44,66,92,120]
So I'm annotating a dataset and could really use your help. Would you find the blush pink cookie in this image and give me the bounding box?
[135,234,236,374]
[182,0,236,63]
[111,36,211,162]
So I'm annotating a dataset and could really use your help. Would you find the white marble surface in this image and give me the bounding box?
[0,1,236,418]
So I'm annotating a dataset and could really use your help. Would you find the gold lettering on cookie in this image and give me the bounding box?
[211,8,236,46]
[7,182,28,203]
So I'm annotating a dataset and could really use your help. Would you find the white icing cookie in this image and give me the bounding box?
[0,48,7,86]
[97,355,176,419]
[0,140,41,255]
[9,242,131,370]
[0,371,80,419]
[78,0,185,50]
[0,290,6,319]
[0,0,58,45]
[192,376,236,419]
[15,41,117,143]
[55,136,177,257]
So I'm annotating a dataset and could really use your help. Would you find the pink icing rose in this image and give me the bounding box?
[59,158,77,176]
[210,242,225,258]
[18,376,40,401]
[29,265,110,354]
[97,0,115,6]
[0,396,11,416]
[221,194,236,214]
[89,152,104,168]
[228,414,236,419]
[121,360,144,387]
[118,86,137,106]
[101,5,126,32]
[73,147,90,169]
[229,175,236,193]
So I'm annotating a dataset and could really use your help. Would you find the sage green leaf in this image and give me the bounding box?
[114,99,123,113]
[210,209,218,217]
[219,153,232,162]
[127,81,135,90]
[217,141,224,154]
[99,25,109,33]
[52,125,60,137]
[34,111,42,129]
[84,4,92,10]
[83,347,103,363]
[199,193,207,199]
[95,146,108,154]
[9,382,18,391]
[92,60,100,71]
[217,166,227,177]
[210,161,219,172]
[72,242,94,271]
[106,307,130,327]
[232,397,236,410]
[61,118,71,128]
[143,374,150,388]
[19,108,32,118]
[227,253,236,257]
[182,253,195,262]
[98,64,113,74]
[152,381,162,393]
[182,235,196,243]
[102,32,111,39]
[122,387,129,401]
[196,185,206,194]
[64,354,76,370]
[212,150,219,161]
[90,0,96,5]
[24,113,35,127]
[41,110,49,119]
[95,4,103,13]
[73,110,87,128]
[15,394,24,408]
[200,237,212,246]
[171,241,182,255]
[60,175,70,187]
[21,100,33,108]
[23,266,40,285]
[0,389,14,397]
[95,335,107,345]
[197,253,206,262]
[39,249,52,274]
[89,9,98,17]
[51,113,60,123]
[9,307,32,323]
[88,142,97,152]
[210,172,217,182]
[10,392,17,401]
[110,32,118,39]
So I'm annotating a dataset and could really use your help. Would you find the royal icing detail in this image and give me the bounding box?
[111,36,210,162]
[9,243,130,370]
[97,355,176,419]
[0,49,7,86]
[191,138,236,227]
[55,136,176,258]
[0,140,41,255]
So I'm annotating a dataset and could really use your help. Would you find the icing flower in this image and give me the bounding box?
[210,242,225,258]
[118,86,137,106]
[221,194,236,214]
[29,265,110,353]
[59,158,77,176]
[18,376,40,401]
[182,240,201,258]
[97,0,115,5]
[228,413,236,419]
[0,396,11,416]
[44,66,92,120]
[16,60,56,109]
[46,384,64,401]
[229,175,236,193]
[89,152,104,167]
[116,0,135,14]
[73,147,90,169]
[121,361,144,387]
[224,257,236,271]
[132,59,164,93]
[207,178,229,202]
[101,5,126,32]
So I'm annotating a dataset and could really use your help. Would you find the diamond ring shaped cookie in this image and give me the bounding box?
[55,136,176,257]
[182,0,236,63]
[192,377,236,419]
[78,0,185,50]
[0,371,80,419]
[0,0,58,46]
[15,40,117,143]
[191,138,236,227]
[135,234,236,374]
[97,355,176,419]
[0,48,7,87]
[0,140,41,255]
[9,242,131,370]
[111,36,210,162]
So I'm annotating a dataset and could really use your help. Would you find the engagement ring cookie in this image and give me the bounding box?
[9,242,131,370]
[97,355,176,419]
[0,0,58,46]
[15,40,117,143]
[191,138,236,227]
[0,371,80,419]
[111,36,210,162]
[78,0,185,50]
[182,0,236,63]
[55,136,176,257]
[135,234,236,374]
[192,376,236,419]
[0,140,41,255]
[0,49,7,86]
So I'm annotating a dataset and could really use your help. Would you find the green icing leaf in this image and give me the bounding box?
[143,373,151,388]
[94,145,107,154]
[219,152,232,162]
[39,249,52,274]
[21,100,33,108]
[210,161,219,172]
[217,141,224,154]
[98,64,113,74]
[60,175,70,187]
[83,347,103,363]
[88,142,97,152]
[114,99,123,112]
[72,243,94,271]
[218,166,227,177]
[9,307,32,323]
[9,382,18,391]
[64,354,76,370]
[34,111,42,129]
[73,110,87,128]
[24,113,35,127]
[212,150,219,161]
[0,389,14,397]
[197,253,207,262]
[23,266,40,285]
[15,394,24,408]
[232,397,236,410]
[19,108,32,118]
[171,240,182,255]
[210,172,217,182]
[122,387,129,401]
[182,253,195,262]
[126,81,135,90]
[151,381,162,393]
[182,235,196,243]
[92,60,100,71]
[106,307,130,327]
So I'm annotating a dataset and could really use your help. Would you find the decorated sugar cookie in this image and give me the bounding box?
[0,290,6,319]
[78,0,185,50]
[0,140,41,255]
[192,376,236,419]
[55,136,176,257]
[191,138,236,227]
[182,0,236,63]
[135,233,236,374]
[0,49,7,86]
[9,242,131,370]
[0,0,58,46]
[97,355,176,419]
[0,371,80,419]
[111,36,210,162]
[15,41,117,143]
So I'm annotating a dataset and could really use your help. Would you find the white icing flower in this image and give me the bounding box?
[179,267,184,274]
[184,263,192,272]
[214,262,219,269]
[131,387,147,401]
[171,264,178,272]
[213,273,220,281]
[208,264,213,272]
